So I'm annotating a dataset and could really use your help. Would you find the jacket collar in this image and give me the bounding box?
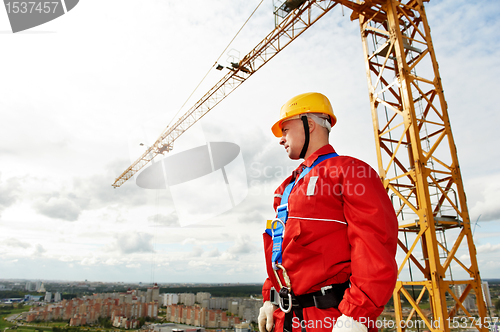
[302,144,336,168]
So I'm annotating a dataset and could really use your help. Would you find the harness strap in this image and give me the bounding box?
[270,152,339,269]
[299,115,310,159]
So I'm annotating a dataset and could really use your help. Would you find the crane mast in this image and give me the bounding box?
[357,1,487,331]
[113,1,488,331]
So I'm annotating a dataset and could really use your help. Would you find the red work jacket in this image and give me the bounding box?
[262,145,398,332]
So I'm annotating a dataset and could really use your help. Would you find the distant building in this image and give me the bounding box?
[54,292,62,302]
[229,301,239,315]
[26,291,158,326]
[166,304,240,328]
[482,281,493,307]
[235,322,251,332]
[38,282,46,293]
[196,292,210,304]
[163,294,179,306]
[454,285,476,312]
[45,292,52,302]
[147,302,158,317]
[183,293,195,306]
[147,289,152,303]
[147,285,160,303]
[24,294,43,302]
[152,286,160,303]
[209,297,228,310]
[25,282,36,291]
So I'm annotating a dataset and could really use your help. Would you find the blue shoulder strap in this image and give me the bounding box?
[268,152,338,269]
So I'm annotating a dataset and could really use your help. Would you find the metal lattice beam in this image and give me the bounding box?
[358,0,487,331]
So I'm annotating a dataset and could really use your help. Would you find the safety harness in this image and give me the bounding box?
[269,152,339,269]
[266,152,350,332]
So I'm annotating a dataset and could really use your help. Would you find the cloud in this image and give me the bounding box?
[188,260,211,267]
[242,132,297,185]
[148,213,180,227]
[477,243,500,254]
[81,257,99,266]
[182,238,197,245]
[107,233,154,254]
[238,210,264,224]
[33,244,46,257]
[220,251,236,261]
[4,238,31,249]
[0,175,22,217]
[72,159,150,210]
[228,235,257,254]
[190,246,204,258]
[204,248,221,258]
[104,258,121,266]
[23,159,151,222]
[33,195,83,221]
[468,175,500,222]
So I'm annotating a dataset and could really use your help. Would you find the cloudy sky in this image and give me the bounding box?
[1,0,499,284]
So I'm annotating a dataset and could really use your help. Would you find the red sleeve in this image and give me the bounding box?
[262,278,273,302]
[337,159,398,325]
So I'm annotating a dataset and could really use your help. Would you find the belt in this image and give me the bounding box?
[272,281,350,332]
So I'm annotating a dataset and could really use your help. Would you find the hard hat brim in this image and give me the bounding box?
[271,113,337,137]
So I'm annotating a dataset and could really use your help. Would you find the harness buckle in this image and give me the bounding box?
[321,285,333,295]
[272,263,293,313]
[278,287,293,313]
[271,218,286,239]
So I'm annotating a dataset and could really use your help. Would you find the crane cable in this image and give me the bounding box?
[165,0,265,130]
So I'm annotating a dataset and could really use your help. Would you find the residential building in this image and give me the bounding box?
[25,290,158,327]
[163,293,179,306]
[482,281,493,307]
[196,292,210,304]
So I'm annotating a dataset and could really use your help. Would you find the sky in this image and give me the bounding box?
[0,0,499,285]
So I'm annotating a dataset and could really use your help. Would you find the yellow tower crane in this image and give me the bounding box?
[112,1,488,331]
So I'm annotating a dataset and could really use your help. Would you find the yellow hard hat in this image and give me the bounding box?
[271,92,337,137]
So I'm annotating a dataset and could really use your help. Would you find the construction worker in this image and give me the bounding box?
[258,92,398,332]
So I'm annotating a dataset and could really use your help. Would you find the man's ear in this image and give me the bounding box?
[307,117,316,133]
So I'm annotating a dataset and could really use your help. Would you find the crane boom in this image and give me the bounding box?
[112,0,341,188]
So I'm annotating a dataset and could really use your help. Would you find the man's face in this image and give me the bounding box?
[279,118,305,160]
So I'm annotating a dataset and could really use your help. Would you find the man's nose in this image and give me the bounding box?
[279,136,285,145]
